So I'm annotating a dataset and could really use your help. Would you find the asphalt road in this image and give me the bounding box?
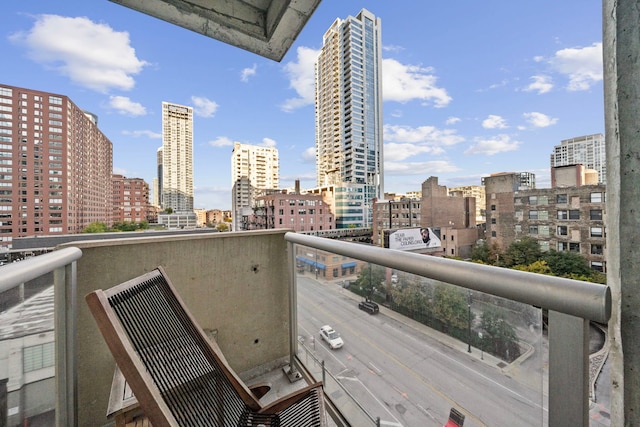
[296,275,547,427]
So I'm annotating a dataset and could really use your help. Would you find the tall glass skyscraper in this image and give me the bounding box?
[315,9,383,228]
[161,102,194,212]
[550,133,606,184]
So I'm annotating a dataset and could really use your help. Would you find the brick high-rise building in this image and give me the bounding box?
[112,174,151,224]
[0,84,113,248]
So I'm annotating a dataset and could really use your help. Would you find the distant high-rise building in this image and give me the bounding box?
[161,102,193,212]
[483,172,536,249]
[448,185,486,223]
[0,84,113,248]
[112,175,151,224]
[550,133,606,184]
[231,142,279,230]
[156,147,163,208]
[315,9,383,227]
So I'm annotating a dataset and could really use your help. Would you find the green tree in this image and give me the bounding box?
[82,222,108,233]
[480,306,520,361]
[513,260,552,275]
[432,285,469,331]
[216,223,229,232]
[470,241,490,263]
[541,250,592,278]
[502,237,541,267]
[472,239,503,266]
[391,281,429,314]
[354,264,386,299]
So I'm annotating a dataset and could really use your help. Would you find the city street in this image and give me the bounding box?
[297,275,546,427]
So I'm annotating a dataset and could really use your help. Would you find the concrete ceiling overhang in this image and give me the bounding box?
[109,0,322,62]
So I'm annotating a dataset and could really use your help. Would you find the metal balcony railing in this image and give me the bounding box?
[285,232,611,427]
[0,247,82,427]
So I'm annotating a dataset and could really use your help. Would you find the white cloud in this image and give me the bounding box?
[241,64,257,82]
[523,112,558,128]
[549,42,603,91]
[261,137,276,147]
[383,124,465,161]
[281,46,319,112]
[191,96,218,118]
[524,75,553,94]
[10,15,147,93]
[122,129,161,139]
[382,44,404,53]
[385,160,460,175]
[108,96,146,116]
[208,136,234,147]
[446,116,461,125]
[384,143,445,161]
[301,147,316,162]
[464,134,521,156]
[482,115,508,129]
[382,58,452,107]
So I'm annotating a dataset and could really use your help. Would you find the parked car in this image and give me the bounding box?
[319,325,344,349]
[358,299,379,314]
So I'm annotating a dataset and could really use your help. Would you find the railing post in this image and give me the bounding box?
[54,260,78,427]
[548,310,589,426]
[283,240,301,382]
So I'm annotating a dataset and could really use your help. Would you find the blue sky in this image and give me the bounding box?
[1,1,604,210]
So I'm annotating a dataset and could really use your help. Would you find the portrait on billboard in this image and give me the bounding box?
[388,228,441,251]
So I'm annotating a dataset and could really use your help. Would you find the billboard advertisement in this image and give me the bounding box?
[386,227,442,251]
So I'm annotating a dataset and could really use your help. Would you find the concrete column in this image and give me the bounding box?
[603,0,640,425]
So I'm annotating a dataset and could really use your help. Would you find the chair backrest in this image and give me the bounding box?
[86,267,262,427]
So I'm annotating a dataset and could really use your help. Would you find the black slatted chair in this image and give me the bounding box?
[86,266,325,427]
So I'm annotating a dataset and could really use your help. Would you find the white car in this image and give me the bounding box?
[319,325,344,349]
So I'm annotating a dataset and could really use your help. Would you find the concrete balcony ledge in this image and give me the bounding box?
[56,229,297,426]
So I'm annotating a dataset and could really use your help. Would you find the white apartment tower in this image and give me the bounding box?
[231,142,279,230]
[315,9,384,227]
[550,133,606,184]
[161,102,194,211]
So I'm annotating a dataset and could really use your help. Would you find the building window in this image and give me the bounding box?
[557,210,568,220]
[491,218,496,224]
[490,204,496,211]
[558,242,568,251]
[590,209,603,220]
[514,197,522,204]
[569,210,580,220]
[569,242,580,252]
[529,210,538,220]
[24,342,55,372]
[529,225,538,234]
[591,261,604,272]
[591,227,603,238]
[539,225,550,236]
[591,192,603,203]
[557,225,568,236]
[491,231,496,237]
[529,196,537,205]
[591,244,603,255]
[539,241,550,252]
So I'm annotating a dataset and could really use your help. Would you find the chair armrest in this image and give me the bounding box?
[259,381,323,414]
[248,382,272,400]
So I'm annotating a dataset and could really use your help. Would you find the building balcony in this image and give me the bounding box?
[0,229,611,426]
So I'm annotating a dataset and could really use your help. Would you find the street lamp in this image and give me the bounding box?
[478,332,484,360]
[467,291,472,353]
